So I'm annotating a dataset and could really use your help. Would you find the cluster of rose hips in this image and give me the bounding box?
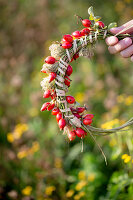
[61,18,105,50]
[40,16,100,141]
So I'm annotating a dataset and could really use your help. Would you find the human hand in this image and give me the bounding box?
[105,20,133,62]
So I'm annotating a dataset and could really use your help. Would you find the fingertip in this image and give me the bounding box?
[105,36,119,46]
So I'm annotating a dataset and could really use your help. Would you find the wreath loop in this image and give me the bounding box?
[40,6,133,144]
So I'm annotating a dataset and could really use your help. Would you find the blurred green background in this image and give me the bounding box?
[0,0,133,199]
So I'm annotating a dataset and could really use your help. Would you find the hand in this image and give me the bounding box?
[105,20,133,62]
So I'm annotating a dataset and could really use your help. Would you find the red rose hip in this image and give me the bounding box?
[75,128,86,138]
[45,56,56,64]
[72,31,82,38]
[43,90,51,98]
[58,118,66,130]
[66,96,75,104]
[56,113,62,122]
[80,28,90,36]
[95,21,105,28]
[81,19,91,27]
[63,34,73,43]
[83,118,92,125]
[62,41,72,49]
[49,72,57,82]
[41,102,50,111]
[52,108,59,115]
[68,131,76,141]
[47,103,55,111]
[66,65,73,76]
[84,114,94,119]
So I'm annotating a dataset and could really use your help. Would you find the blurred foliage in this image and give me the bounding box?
[0,0,133,199]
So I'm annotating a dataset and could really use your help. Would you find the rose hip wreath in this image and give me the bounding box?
[40,7,133,144]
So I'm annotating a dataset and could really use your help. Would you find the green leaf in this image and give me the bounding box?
[94,16,101,22]
[108,22,117,30]
[88,6,94,16]
[89,14,94,20]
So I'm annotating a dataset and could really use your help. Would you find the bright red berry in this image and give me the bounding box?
[63,34,73,43]
[68,131,76,141]
[83,118,92,125]
[72,31,82,38]
[41,102,50,111]
[73,113,81,118]
[66,65,73,76]
[95,21,105,28]
[73,53,79,60]
[56,113,62,122]
[49,72,57,82]
[47,103,55,111]
[81,19,91,27]
[62,42,72,49]
[77,107,85,113]
[66,96,75,104]
[75,128,86,138]
[64,79,70,87]
[58,118,66,130]
[43,90,51,98]
[52,108,59,115]
[45,56,56,64]
[80,28,90,36]
[70,107,77,113]
[84,114,94,119]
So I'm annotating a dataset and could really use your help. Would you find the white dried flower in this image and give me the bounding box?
[40,77,54,91]
[49,43,65,60]
[41,62,58,73]
[70,117,81,127]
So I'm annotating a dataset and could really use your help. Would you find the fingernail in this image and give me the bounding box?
[123,37,132,45]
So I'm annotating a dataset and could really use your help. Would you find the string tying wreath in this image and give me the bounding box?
[40,7,133,149]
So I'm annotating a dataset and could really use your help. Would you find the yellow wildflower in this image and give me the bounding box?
[125,96,133,106]
[17,150,27,159]
[78,171,86,180]
[54,158,62,169]
[45,186,56,196]
[124,156,131,163]
[66,189,74,198]
[109,138,117,147]
[121,154,128,160]
[75,181,87,191]
[22,186,32,196]
[101,119,119,129]
[74,194,80,200]
[75,92,84,103]
[88,174,95,182]
[79,191,85,198]
[30,142,40,153]
[7,133,14,143]
[9,123,28,140]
